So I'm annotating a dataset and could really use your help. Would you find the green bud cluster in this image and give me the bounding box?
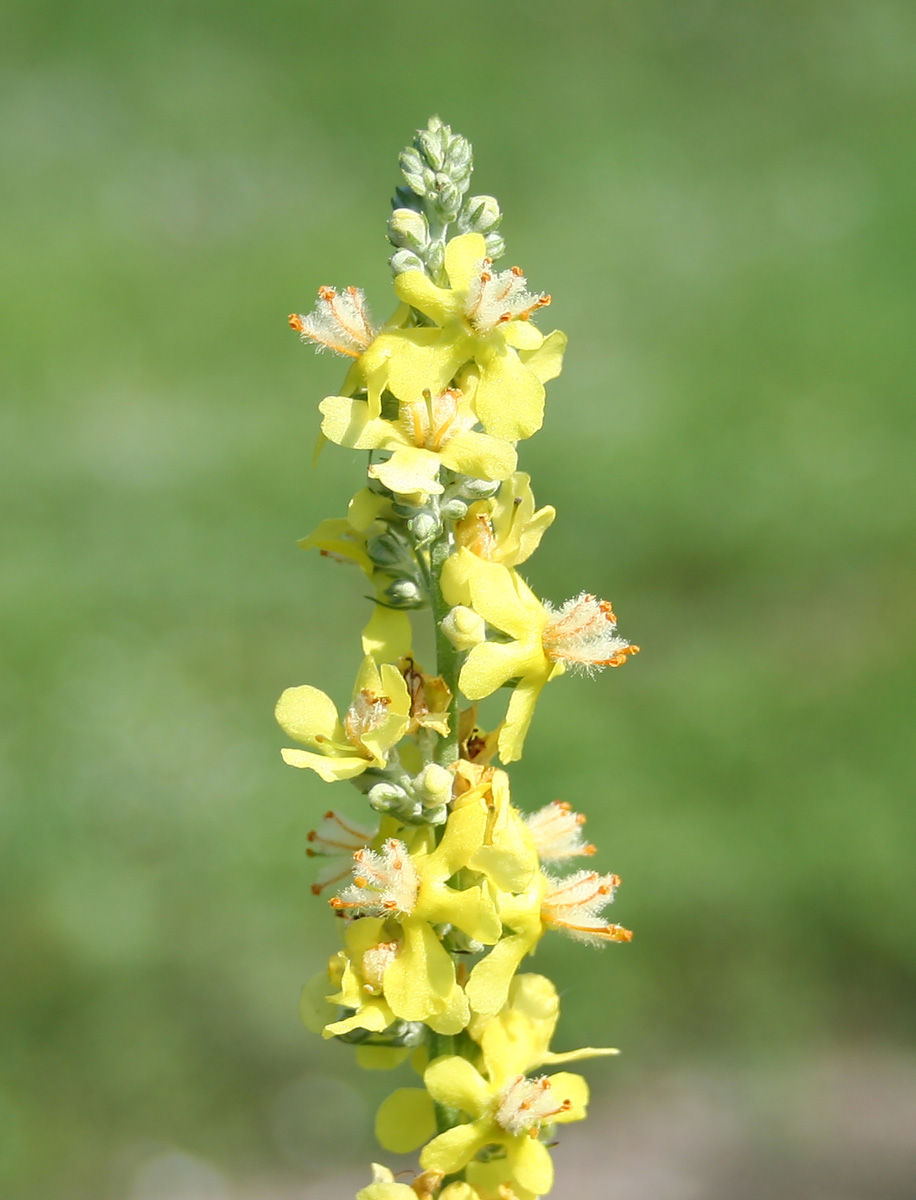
[389,116,505,284]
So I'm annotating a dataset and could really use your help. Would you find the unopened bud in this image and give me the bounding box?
[367,782,409,813]
[441,605,486,651]
[458,477,501,501]
[388,208,429,253]
[385,578,424,608]
[461,195,502,235]
[408,511,439,544]
[389,249,425,276]
[485,231,506,261]
[414,763,454,808]
[440,497,469,521]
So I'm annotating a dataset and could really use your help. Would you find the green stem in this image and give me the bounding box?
[429,523,460,768]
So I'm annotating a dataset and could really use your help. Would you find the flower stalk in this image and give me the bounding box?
[281,118,638,1200]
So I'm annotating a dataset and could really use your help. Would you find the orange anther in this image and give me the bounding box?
[288,313,304,331]
[511,265,524,276]
[318,286,336,300]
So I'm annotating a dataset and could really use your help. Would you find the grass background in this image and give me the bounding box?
[2,1,914,1196]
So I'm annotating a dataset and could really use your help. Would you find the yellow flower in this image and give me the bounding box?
[467,869,632,1019]
[329,799,505,1034]
[275,656,411,782]
[454,473,555,567]
[360,233,566,441]
[319,383,517,502]
[323,916,398,1038]
[442,550,638,763]
[376,974,613,1197]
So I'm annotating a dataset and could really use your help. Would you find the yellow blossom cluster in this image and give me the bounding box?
[277,118,639,1199]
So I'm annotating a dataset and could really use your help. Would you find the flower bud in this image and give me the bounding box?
[414,763,454,809]
[441,605,486,650]
[408,511,439,545]
[457,477,501,501]
[387,208,429,253]
[440,497,469,521]
[367,782,409,813]
[461,194,502,235]
[384,578,424,608]
[485,231,506,260]
[389,249,425,276]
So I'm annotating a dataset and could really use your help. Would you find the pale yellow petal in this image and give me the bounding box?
[497,675,549,764]
[419,1120,491,1176]
[423,1056,490,1118]
[370,446,444,497]
[356,1181,418,1200]
[466,560,544,641]
[438,430,517,483]
[444,232,488,293]
[459,641,540,702]
[348,487,391,532]
[318,396,401,451]
[354,1045,412,1071]
[362,606,413,662]
[474,344,545,442]
[519,328,567,384]
[383,920,457,1023]
[324,1000,391,1038]
[466,933,537,1018]
[298,972,335,1034]
[375,1087,437,1154]
[386,329,472,402]
[501,320,544,351]
[545,1071,589,1123]
[394,272,462,326]
[279,746,369,782]
[507,1135,554,1196]
[275,684,340,745]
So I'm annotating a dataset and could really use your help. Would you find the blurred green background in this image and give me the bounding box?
[3,1,915,1197]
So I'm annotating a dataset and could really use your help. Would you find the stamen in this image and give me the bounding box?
[542,870,630,945]
[344,689,392,746]
[542,592,637,674]
[525,800,596,861]
[494,1075,575,1135]
[331,838,419,916]
[290,285,377,358]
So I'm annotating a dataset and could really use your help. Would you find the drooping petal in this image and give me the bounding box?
[506,1134,554,1196]
[375,1087,437,1154]
[370,445,445,498]
[497,674,552,764]
[474,342,546,442]
[466,933,538,1018]
[501,320,545,351]
[419,1120,492,1176]
[319,396,408,452]
[394,272,463,327]
[279,745,370,782]
[438,429,517,484]
[518,329,567,388]
[459,641,539,702]
[383,920,459,1024]
[423,1055,490,1118]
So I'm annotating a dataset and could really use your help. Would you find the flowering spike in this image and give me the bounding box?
[277,119,639,1200]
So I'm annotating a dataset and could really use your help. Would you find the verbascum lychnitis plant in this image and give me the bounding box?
[281,117,639,1200]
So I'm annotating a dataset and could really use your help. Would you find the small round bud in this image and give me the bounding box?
[385,578,424,608]
[440,497,469,521]
[462,195,502,234]
[414,763,454,808]
[367,782,409,813]
[441,605,487,651]
[408,511,439,544]
[388,208,429,253]
[426,242,445,274]
[458,477,501,501]
[389,249,425,276]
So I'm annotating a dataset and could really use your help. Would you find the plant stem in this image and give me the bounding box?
[429,522,460,768]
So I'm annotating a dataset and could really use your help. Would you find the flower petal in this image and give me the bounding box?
[444,232,488,293]
[497,675,550,764]
[466,933,537,1018]
[394,272,462,327]
[419,1120,491,1176]
[474,343,546,442]
[544,1071,590,1123]
[375,1087,437,1154]
[370,446,444,498]
[519,328,567,384]
[383,920,458,1023]
[424,1055,490,1118]
[275,685,340,746]
[362,606,413,662]
[438,429,517,483]
[384,328,470,402]
[507,1134,554,1196]
[319,396,406,452]
[279,746,369,782]
[502,320,544,351]
[459,641,538,702]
